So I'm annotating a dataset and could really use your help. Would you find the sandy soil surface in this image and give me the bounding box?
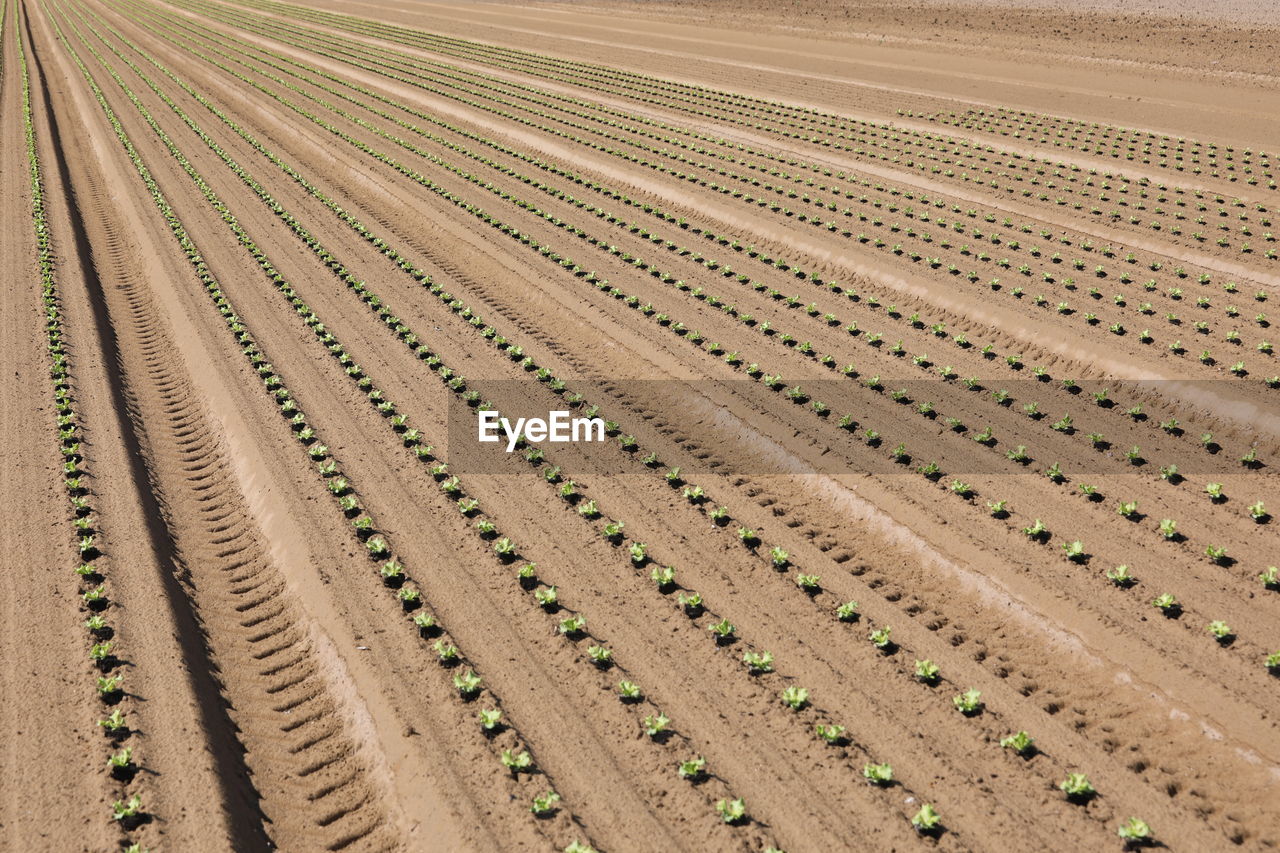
[2,0,1277,849]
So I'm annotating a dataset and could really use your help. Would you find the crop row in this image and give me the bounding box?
[47,7,602,849]
[132,0,1280,665]
[909,107,1275,187]
[153,0,1280,375]
[112,0,1280,835]
[13,3,147,840]
[66,5,799,842]
[127,0,1280,490]
[82,7,1191,842]
[127,0,1280,758]
[76,7,963,836]
[211,0,1277,268]
[82,12,1176,841]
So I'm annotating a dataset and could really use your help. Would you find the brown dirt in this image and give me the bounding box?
[3,0,1278,850]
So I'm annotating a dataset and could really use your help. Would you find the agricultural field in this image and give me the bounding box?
[1,0,1278,850]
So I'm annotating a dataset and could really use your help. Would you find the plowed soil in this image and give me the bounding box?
[2,0,1277,850]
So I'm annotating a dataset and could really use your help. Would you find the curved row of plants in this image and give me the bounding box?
[94,1,1274,835]
[65,5,805,843]
[122,0,1280,495]
[120,0,1280,778]
[76,12,1167,843]
[120,0,1280,669]
[46,7,601,849]
[14,4,147,841]
[205,0,1278,268]
[75,6,1178,843]
[910,106,1274,187]
[150,0,1280,376]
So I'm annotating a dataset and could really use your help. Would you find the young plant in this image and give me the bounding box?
[869,626,893,650]
[1152,593,1179,614]
[795,573,821,593]
[111,794,143,823]
[708,617,735,642]
[501,749,533,772]
[1000,731,1035,756]
[863,763,893,785]
[651,565,676,589]
[644,713,671,736]
[911,803,941,834]
[1060,773,1096,802]
[530,790,560,816]
[1106,565,1136,587]
[535,586,559,608]
[1207,620,1234,642]
[558,614,587,637]
[678,756,707,780]
[1062,540,1086,562]
[816,723,846,744]
[743,650,775,673]
[586,645,613,666]
[913,660,940,684]
[836,600,859,622]
[781,686,809,710]
[1117,817,1152,845]
[453,669,483,697]
[618,681,642,701]
[715,797,747,825]
[478,709,503,731]
[1260,566,1280,589]
[953,688,982,715]
[1159,518,1178,540]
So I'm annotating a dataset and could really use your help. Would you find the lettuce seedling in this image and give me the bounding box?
[781,686,809,710]
[677,591,703,615]
[1060,773,1096,802]
[1159,518,1177,539]
[913,660,940,684]
[530,790,560,816]
[836,601,859,622]
[644,713,671,736]
[863,763,893,785]
[953,688,982,715]
[453,669,483,697]
[478,709,502,731]
[1117,817,1151,845]
[651,565,676,590]
[98,709,126,734]
[708,618,735,642]
[501,749,532,772]
[1106,565,1135,587]
[678,756,706,780]
[111,794,142,822]
[743,650,774,673]
[617,681,642,701]
[558,614,587,637]
[1207,620,1233,642]
[433,640,459,663]
[911,803,941,834]
[869,626,892,650]
[809,722,844,746]
[795,574,821,593]
[1260,566,1279,589]
[715,798,747,825]
[1000,731,1034,756]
